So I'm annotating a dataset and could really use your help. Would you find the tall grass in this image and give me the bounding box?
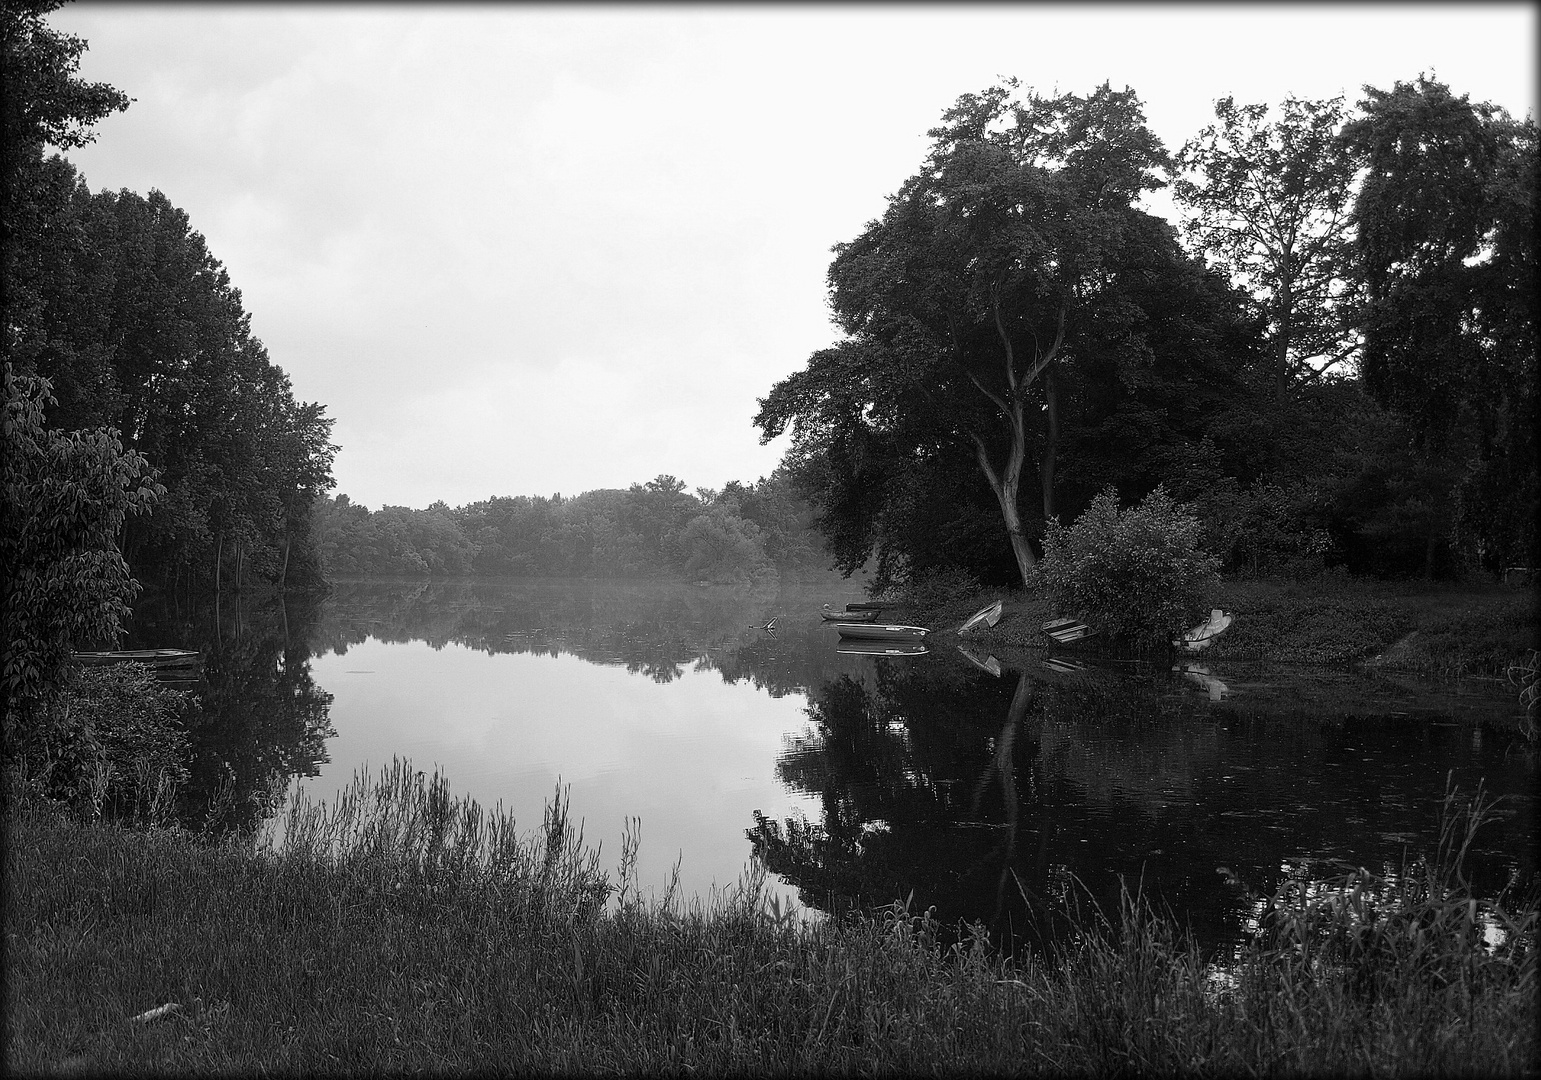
[6,761,1535,1075]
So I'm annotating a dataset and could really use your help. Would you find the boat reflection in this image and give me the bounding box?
[837,639,929,658]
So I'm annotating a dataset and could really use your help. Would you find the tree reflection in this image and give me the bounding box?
[126,590,334,833]
[747,652,1537,958]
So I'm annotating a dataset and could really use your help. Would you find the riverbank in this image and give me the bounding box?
[892,571,1536,676]
[5,763,1535,1076]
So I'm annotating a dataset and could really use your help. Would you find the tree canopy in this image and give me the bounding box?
[757,81,1259,589]
[1343,76,1537,569]
[1173,94,1359,397]
[3,2,338,595]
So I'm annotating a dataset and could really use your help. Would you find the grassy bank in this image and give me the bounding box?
[893,571,1536,676]
[6,762,1536,1076]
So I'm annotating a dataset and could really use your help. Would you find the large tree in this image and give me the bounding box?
[1342,76,1537,570]
[1172,95,1360,399]
[757,81,1254,587]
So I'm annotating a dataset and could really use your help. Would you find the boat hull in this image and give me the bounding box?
[72,649,200,668]
[820,607,879,622]
[831,622,929,641]
[1042,618,1096,644]
[958,599,1003,633]
[1174,609,1233,652]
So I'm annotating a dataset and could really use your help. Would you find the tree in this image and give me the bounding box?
[2,366,160,725]
[2,0,129,424]
[759,81,1254,587]
[1173,95,1359,398]
[1342,76,1537,570]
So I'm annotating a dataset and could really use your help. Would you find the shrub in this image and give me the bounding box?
[894,565,981,611]
[1038,486,1220,648]
[9,663,194,823]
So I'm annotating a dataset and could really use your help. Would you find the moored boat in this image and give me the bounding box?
[1042,618,1096,645]
[820,605,879,622]
[830,622,929,641]
[1173,609,1233,652]
[72,648,200,668]
[957,599,1003,634]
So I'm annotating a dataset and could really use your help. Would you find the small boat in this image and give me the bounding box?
[956,644,1002,676]
[1042,618,1097,645]
[838,639,929,657]
[957,599,1003,634]
[820,605,879,622]
[843,602,886,612]
[72,648,200,668]
[1173,609,1233,652]
[1042,656,1090,675]
[830,622,929,642]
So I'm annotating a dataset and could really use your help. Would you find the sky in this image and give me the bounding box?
[49,3,1538,512]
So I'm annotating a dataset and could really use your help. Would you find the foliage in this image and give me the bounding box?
[8,662,192,824]
[1,366,160,721]
[313,469,825,582]
[1037,485,1219,646]
[759,79,1260,588]
[7,761,1534,1075]
[1209,575,1533,673]
[1173,94,1359,395]
[3,5,336,595]
[1183,477,1333,577]
[0,0,128,284]
[1342,76,1537,570]
[1224,781,1535,1005]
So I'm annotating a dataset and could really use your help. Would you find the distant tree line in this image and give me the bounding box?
[3,0,337,603]
[758,77,1536,588]
[310,470,828,587]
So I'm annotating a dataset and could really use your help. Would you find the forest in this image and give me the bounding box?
[308,472,828,587]
[4,0,1536,627]
[758,79,1536,593]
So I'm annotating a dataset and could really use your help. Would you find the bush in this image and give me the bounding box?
[1038,486,1220,648]
[9,663,194,823]
[893,565,981,610]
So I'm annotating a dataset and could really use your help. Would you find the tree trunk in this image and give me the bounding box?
[280,531,292,591]
[215,531,224,594]
[1275,270,1293,400]
[974,402,1039,587]
[1040,361,1059,521]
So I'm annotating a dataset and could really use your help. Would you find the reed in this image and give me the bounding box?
[6,761,1534,1076]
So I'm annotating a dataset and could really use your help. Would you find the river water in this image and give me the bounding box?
[127,575,1536,955]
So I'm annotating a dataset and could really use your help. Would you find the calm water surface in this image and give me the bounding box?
[129,576,1536,954]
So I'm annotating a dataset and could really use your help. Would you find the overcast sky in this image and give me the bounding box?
[49,3,1537,512]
